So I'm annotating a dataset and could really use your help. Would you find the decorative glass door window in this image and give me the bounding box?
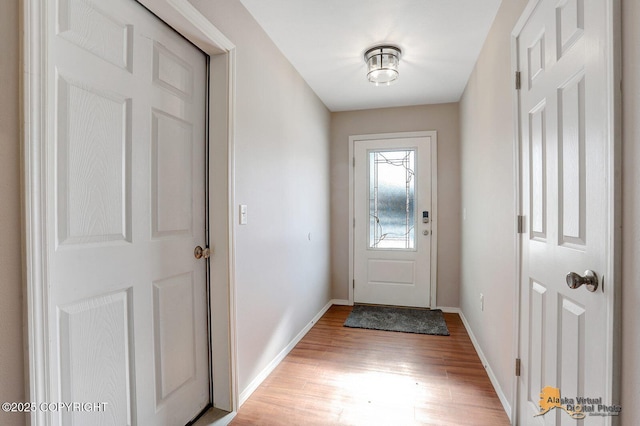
[368,149,416,249]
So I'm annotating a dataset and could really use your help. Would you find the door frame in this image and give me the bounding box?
[348,131,438,307]
[510,0,622,422]
[21,0,240,423]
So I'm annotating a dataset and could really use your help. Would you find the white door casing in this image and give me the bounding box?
[34,0,212,423]
[351,132,438,308]
[514,0,619,424]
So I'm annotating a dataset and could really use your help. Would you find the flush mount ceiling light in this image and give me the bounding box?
[364,45,402,86]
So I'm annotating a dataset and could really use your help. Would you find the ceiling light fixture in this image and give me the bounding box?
[364,45,402,86]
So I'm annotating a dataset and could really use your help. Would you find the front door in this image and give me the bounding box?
[353,133,435,307]
[516,0,616,423]
[47,0,209,424]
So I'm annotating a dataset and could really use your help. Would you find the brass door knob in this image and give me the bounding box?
[194,246,211,260]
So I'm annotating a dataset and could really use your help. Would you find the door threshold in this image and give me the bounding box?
[189,407,235,426]
[355,302,433,310]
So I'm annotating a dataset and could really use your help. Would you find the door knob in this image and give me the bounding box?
[194,245,211,260]
[566,270,598,292]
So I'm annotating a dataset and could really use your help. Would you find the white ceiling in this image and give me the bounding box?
[239,0,502,112]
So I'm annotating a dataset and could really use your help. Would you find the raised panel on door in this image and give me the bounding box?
[153,42,194,99]
[58,289,134,425]
[57,0,133,71]
[153,272,197,405]
[556,0,584,59]
[557,71,586,247]
[557,297,586,402]
[527,32,545,89]
[527,280,547,414]
[367,260,415,285]
[151,109,194,239]
[529,101,547,240]
[56,75,132,246]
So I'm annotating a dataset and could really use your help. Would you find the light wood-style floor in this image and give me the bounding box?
[230,305,510,425]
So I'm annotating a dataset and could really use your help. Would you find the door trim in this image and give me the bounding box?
[348,131,438,307]
[510,0,622,423]
[21,0,239,422]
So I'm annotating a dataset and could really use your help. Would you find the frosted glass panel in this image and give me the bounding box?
[369,150,415,249]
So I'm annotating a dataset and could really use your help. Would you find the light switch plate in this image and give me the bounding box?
[239,204,247,225]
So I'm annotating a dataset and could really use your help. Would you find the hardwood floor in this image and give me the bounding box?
[231,305,510,425]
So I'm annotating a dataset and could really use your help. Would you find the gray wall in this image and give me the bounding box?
[0,1,26,425]
[189,0,333,396]
[621,0,640,421]
[460,0,640,423]
[459,0,532,412]
[330,104,461,307]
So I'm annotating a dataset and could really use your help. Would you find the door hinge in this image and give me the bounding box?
[515,71,522,90]
[352,279,355,289]
[353,157,356,167]
[515,358,521,377]
[517,215,525,234]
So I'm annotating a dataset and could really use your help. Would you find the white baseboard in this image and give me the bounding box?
[330,298,351,306]
[457,310,512,423]
[238,300,334,406]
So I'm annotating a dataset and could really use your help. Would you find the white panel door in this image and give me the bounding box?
[517,0,615,423]
[48,0,209,424]
[354,135,434,307]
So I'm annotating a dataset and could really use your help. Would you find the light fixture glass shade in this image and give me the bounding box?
[364,45,402,86]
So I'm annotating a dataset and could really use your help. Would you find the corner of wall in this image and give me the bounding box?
[458,0,529,414]
[0,0,26,424]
